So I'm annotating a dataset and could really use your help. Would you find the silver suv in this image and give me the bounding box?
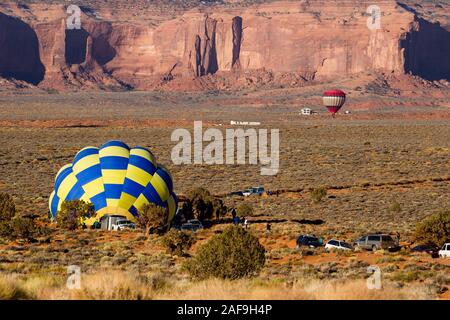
[354,234,398,251]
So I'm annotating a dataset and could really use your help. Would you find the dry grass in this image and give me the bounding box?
[0,271,435,300]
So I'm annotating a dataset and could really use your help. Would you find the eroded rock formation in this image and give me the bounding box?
[0,0,448,90]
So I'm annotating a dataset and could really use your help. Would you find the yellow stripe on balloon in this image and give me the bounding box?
[49,190,55,209]
[99,146,130,158]
[118,192,137,211]
[101,169,127,184]
[132,193,150,213]
[73,154,100,172]
[106,199,120,208]
[150,174,170,202]
[57,172,78,199]
[80,193,91,202]
[55,164,72,183]
[126,165,153,187]
[167,195,176,222]
[130,148,156,165]
[83,177,105,196]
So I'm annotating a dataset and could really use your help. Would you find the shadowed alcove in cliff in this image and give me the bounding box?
[93,36,116,66]
[232,16,243,69]
[194,17,219,77]
[401,19,450,81]
[65,28,89,65]
[0,13,45,85]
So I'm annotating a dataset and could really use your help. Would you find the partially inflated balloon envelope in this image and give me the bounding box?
[49,141,177,226]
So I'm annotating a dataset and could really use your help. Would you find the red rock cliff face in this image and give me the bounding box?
[0,0,448,89]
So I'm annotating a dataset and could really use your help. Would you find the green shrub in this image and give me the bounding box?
[185,225,265,280]
[9,216,39,241]
[310,187,327,203]
[0,194,42,241]
[182,187,214,221]
[212,198,227,221]
[389,202,402,213]
[183,187,227,222]
[137,203,167,235]
[161,229,194,256]
[0,193,16,222]
[236,203,253,217]
[56,200,95,230]
[415,210,450,247]
[0,215,42,242]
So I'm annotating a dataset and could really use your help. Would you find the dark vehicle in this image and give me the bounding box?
[243,186,265,197]
[411,244,439,258]
[180,219,204,232]
[296,235,322,248]
[354,234,398,251]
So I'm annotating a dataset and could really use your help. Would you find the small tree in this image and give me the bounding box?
[136,203,167,235]
[183,187,214,221]
[9,216,40,241]
[0,193,16,222]
[0,194,42,241]
[310,187,327,203]
[212,198,227,222]
[236,202,253,217]
[389,202,402,213]
[415,210,450,247]
[185,225,266,280]
[57,200,95,230]
[161,229,194,256]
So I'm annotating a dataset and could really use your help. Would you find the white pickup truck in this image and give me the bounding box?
[111,219,136,231]
[439,243,450,258]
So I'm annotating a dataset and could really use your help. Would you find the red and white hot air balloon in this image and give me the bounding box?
[323,90,346,117]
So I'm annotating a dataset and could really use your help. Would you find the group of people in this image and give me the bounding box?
[231,208,250,229]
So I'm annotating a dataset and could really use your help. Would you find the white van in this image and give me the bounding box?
[438,243,450,258]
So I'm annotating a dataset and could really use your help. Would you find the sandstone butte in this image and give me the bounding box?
[0,0,448,91]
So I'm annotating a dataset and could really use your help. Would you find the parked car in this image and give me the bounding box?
[181,219,204,232]
[296,235,322,248]
[354,234,398,251]
[325,239,353,251]
[438,243,450,258]
[111,219,136,231]
[250,186,265,196]
[411,244,439,257]
[243,186,265,197]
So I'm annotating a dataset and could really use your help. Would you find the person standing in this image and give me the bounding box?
[266,223,271,235]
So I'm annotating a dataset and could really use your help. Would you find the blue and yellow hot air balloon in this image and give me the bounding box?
[49,141,177,226]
